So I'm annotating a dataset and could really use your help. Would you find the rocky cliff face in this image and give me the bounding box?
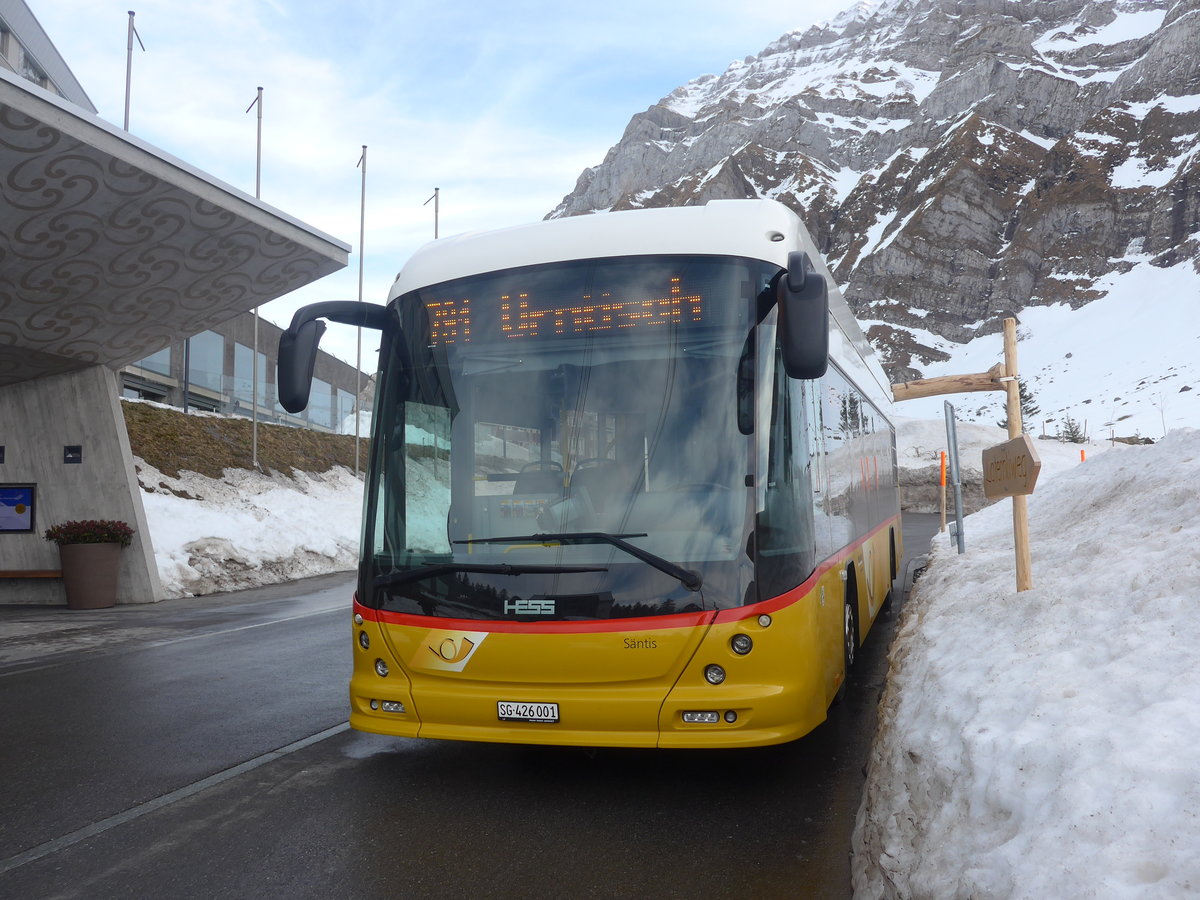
[549,0,1200,384]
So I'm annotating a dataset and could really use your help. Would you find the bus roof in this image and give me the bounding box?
[388,199,895,417]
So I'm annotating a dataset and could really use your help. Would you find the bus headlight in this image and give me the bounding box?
[730,634,753,655]
[374,659,389,677]
[704,664,726,685]
[358,631,370,650]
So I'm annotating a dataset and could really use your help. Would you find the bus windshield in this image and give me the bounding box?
[364,255,778,622]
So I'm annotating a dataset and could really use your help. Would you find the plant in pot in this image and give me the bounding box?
[43,519,134,610]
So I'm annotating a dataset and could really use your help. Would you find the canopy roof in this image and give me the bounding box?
[0,68,349,387]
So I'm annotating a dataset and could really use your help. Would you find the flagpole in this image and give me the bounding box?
[247,87,264,469]
[123,11,144,130]
[355,146,367,478]
[424,187,440,239]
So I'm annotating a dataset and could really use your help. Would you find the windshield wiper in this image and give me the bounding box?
[454,532,702,592]
[375,562,607,588]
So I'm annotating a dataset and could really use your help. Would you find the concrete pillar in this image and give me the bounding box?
[0,365,162,605]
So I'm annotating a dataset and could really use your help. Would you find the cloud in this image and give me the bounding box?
[30,0,848,366]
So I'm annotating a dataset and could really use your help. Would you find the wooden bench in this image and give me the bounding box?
[0,570,62,579]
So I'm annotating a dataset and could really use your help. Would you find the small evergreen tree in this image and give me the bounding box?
[997,380,1041,431]
[1058,415,1086,443]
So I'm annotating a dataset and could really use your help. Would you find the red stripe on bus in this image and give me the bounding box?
[713,514,899,623]
[360,604,716,634]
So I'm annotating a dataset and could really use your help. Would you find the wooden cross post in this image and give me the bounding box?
[891,316,1037,593]
[1002,318,1034,592]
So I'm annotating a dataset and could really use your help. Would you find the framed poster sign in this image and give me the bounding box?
[0,484,36,533]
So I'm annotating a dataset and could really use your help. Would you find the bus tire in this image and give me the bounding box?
[883,529,898,612]
[834,575,859,704]
[889,529,898,582]
[843,596,858,673]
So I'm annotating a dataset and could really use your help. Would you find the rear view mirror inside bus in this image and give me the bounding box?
[778,251,829,380]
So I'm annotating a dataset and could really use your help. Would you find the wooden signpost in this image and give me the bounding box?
[891,317,1037,592]
[997,319,1034,591]
[982,433,1041,500]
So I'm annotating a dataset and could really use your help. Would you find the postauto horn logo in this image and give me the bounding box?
[421,631,487,672]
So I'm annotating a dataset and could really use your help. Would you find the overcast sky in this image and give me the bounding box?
[31,0,852,368]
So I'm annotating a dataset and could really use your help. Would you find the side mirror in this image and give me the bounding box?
[778,251,829,380]
[277,301,390,413]
[278,319,325,413]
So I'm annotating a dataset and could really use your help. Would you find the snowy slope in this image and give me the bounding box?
[854,427,1200,897]
[888,256,1200,438]
[550,0,1200,439]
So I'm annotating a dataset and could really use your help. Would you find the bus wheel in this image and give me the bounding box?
[843,598,858,673]
[882,530,898,612]
[834,590,859,704]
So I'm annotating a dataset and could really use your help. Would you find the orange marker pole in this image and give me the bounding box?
[939,451,947,533]
[1081,449,1086,462]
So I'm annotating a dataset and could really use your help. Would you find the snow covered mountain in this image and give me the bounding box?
[550,0,1200,437]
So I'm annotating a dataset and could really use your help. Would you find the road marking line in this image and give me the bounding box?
[0,722,351,876]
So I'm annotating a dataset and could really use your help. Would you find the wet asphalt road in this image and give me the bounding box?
[0,516,939,899]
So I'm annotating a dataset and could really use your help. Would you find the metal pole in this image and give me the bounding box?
[945,401,965,554]
[253,87,262,198]
[425,188,440,239]
[248,87,263,469]
[123,12,136,130]
[252,311,259,467]
[355,146,367,478]
[182,336,191,415]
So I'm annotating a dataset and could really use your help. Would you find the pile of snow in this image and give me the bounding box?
[137,461,363,598]
[853,428,1200,897]
[895,415,1106,475]
[893,415,1122,514]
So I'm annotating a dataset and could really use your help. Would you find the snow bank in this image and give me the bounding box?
[894,415,1123,513]
[137,461,363,598]
[853,428,1200,898]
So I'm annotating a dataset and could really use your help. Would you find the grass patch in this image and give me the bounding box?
[122,401,369,479]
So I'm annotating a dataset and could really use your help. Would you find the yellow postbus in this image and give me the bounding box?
[279,199,901,748]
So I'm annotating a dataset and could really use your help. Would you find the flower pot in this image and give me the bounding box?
[59,543,122,610]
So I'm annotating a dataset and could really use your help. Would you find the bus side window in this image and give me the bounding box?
[757,345,817,598]
[737,332,754,435]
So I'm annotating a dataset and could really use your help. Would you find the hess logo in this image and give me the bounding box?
[504,598,555,616]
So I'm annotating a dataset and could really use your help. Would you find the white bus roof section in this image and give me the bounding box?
[0,67,350,387]
[390,199,894,415]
